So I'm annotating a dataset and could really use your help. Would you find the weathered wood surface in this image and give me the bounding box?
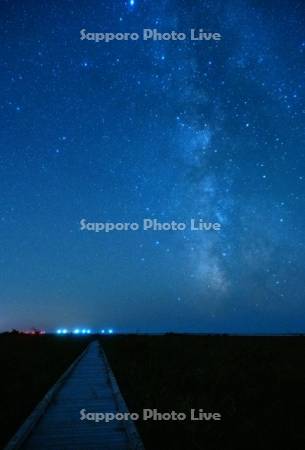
[6,340,144,450]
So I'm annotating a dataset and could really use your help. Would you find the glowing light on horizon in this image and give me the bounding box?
[55,327,109,335]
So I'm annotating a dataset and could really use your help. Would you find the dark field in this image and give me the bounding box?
[0,334,89,449]
[1,334,305,450]
[102,335,305,450]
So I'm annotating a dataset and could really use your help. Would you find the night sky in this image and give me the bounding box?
[1,0,305,333]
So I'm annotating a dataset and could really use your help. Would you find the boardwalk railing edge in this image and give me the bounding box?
[4,342,91,450]
[99,343,146,450]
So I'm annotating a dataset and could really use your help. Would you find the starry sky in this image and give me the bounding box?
[1,0,305,333]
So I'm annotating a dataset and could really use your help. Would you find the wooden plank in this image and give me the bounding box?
[4,345,90,450]
[5,340,145,450]
[100,345,145,450]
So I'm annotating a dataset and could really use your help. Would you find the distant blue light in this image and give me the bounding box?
[57,327,93,335]
[101,329,105,334]
[130,0,135,6]
[108,329,113,334]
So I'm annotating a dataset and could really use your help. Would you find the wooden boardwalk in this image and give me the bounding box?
[5,341,144,450]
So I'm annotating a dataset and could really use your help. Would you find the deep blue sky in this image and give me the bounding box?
[1,0,305,333]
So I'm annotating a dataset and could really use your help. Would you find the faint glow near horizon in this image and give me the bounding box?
[55,328,114,335]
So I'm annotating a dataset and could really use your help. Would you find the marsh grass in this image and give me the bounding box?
[0,334,88,448]
[102,335,305,450]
